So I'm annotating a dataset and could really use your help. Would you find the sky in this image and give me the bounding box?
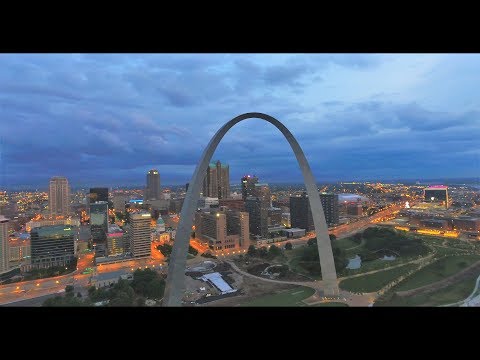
[1,53,479,189]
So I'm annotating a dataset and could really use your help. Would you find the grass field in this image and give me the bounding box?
[394,255,480,292]
[333,237,360,250]
[376,273,479,307]
[339,263,419,293]
[241,286,315,307]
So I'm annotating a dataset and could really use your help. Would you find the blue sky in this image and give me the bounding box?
[1,53,479,188]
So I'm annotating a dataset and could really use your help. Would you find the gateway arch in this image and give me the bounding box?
[163,112,339,306]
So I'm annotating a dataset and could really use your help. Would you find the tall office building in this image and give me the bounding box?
[268,207,283,227]
[320,192,339,226]
[241,175,258,200]
[49,177,70,216]
[145,169,161,200]
[107,224,124,256]
[127,212,151,258]
[290,193,314,231]
[186,183,189,192]
[202,160,230,199]
[90,201,108,243]
[113,194,128,213]
[0,215,9,273]
[290,192,339,231]
[218,198,245,212]
[30,225,75,269]
[89,188,109,203]
[255,183,271,207]
[245,197,269,238]
[195,209,249,251]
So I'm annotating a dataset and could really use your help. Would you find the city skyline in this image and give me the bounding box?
[1,53,480,188]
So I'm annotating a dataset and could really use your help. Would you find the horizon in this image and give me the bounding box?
[4,176,480,192]
[1,54,480,188]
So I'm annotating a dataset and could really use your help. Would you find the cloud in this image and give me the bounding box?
[1,54,479,188]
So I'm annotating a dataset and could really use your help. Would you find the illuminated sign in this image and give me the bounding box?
[141,214,151,217]
[64,228,71,231]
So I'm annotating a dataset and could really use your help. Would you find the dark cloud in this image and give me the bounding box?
[0,54,478,188]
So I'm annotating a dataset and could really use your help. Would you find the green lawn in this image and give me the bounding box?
[333,237,360,250]
[394,255,480,292]
[241,286,315,307]
[376,273,479,307]
[312,302,349,307]
[339,263,419,293]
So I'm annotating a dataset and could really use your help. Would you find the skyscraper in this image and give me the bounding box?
[290,192,339,231]
[113,194,128,213]
[320,192,339,226]
[89,187,109,203]
[290,192,314,231]
[202,160,230,199]
[30,225,75,269]
[245,197,269,238]
[90,201,108,244]
[195,209,249,251]
[241,175,258,200]
[0,215,9,273]
[49,177,70,216]
[255,183,271,207]
[127,212,151,258]
[145,169,161,200]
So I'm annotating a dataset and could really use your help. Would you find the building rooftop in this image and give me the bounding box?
[95,270,128,282]
[201,272,235,294]
[425,185,448,190]
[0,215,9,222]
[31,225,75,236]
[209,161,228,169]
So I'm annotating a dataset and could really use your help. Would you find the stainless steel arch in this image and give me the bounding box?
[163,112,339,306]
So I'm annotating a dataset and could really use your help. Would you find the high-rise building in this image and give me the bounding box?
[241,175,258,200]
[290,193,314,231]
[320,192,339,226]
[255,183,271,207]
[145,169,161,201]
[202,160,230,199]
[290,192,339,231]
[127,212,151,258]
[0,215,9,273]
[90,201,108,243]
[107,224,124,256]
[245,197,269,238]
[195,209,249,251]
[218,199,245,212]
[49,177,70,216]
[268,207,283,227]
[30,225,75,269]
[186,183,189,192]
[113,194,128,213]
[89,188,109,204]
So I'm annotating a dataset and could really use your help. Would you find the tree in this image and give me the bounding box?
[284,242,293,250]
[65,285,74,293]
[267,244,282,259]
[191,231,195,238]
[307,237,317,246]
[76,292,82,298]
[329,234,337,241]
[247,245,256,257]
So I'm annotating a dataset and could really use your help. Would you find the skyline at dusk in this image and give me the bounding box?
[1,53,480,188]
